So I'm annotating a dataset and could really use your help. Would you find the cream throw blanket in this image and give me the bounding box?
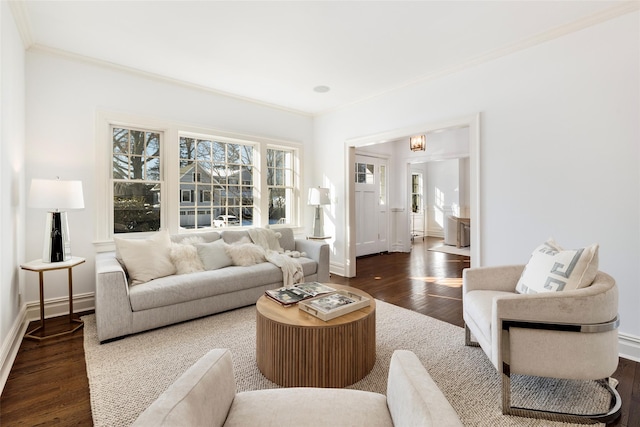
[248,228,304,287]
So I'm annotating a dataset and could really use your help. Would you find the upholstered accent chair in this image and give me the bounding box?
[462,265,621,423]
[133,348,463,426]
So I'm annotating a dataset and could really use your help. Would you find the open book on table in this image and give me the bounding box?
[265,282,336,307]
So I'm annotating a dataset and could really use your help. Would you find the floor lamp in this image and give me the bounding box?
[29,178,85,263]
[308,187,330,238]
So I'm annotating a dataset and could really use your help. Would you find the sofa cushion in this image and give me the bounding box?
[515,239,599,294]
[128,257,318,311]
[220,230,251,244]
[224,388,393,427]
[274,227,296,252]
[462,290,509,346]
[196,240,233,271]
[114,230,176,285]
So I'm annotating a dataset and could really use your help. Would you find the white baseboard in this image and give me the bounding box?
[0,306,28,393]
[619,332,640,362]
[329,261,346,278]
[25,292,95,321]
[1,293,95,394]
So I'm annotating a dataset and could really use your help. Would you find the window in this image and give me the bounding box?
[355,162,374,184]
[112,126,162,233]
[379,165,387,205]
[179,136,254,229]
[411,173,423,213]
[97,112,302,244]
[267,148,294,225]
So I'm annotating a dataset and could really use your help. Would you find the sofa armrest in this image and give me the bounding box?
[462,265,524,294]
[132,349,237,427]
[95,252,134,342]
[386,350,462,427]
[295,238,330,282]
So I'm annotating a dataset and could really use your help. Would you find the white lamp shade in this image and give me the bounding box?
[308,187,330,206]
[29,179,85,210]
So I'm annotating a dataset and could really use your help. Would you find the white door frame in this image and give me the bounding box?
[344,113,481,278]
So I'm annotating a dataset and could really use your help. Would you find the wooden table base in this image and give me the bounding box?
[256,290,376,388]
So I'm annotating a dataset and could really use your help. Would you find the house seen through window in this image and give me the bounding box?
[106,120,301,237]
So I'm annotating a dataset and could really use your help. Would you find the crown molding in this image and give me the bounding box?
[319,1,640,116]
[7,0,34,49]
[27,43,314,118]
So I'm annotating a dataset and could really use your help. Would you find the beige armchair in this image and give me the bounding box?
[133,348,463,427]
[462,265,621,423]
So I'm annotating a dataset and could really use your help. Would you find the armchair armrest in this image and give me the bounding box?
[132,349,236,427]
[493,272,618,325]
[462,265,525,294]
[295,238,330,282]
[386,350,462,427]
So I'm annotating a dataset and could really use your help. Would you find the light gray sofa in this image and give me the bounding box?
[132,348,463,427]
[95,228,329,343]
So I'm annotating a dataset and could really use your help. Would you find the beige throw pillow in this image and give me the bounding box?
[195,240,233,271]
[114,230,176,285]
[515,239,599,294]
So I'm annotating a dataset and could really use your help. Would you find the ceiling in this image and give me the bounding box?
[15,1,635,115]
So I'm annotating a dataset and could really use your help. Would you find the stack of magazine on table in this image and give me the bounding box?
[265,282,371,321]
[265,282,336,307]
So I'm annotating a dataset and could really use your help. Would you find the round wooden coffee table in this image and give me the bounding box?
[256,285,376,388]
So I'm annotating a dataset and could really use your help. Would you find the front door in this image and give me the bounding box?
[355,155,388,257]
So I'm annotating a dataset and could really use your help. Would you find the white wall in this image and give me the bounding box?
[314,11,640,350]
[23,50,313,312]
[425,159,460,237]
[0,0,26,387]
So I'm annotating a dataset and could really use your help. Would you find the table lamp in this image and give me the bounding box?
[28,177,85,263]
[308,187,330,238]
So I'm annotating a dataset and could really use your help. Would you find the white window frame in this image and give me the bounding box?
[95,111,303,250]
[266,146,297,226]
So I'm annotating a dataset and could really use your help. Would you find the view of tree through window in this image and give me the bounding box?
[112,127,162,233]
[179,136,254,228]
[267,148,294,225]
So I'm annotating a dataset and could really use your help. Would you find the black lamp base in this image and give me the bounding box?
[43,211,71,263]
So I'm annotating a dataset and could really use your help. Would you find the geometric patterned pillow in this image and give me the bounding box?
[515,239,599,294]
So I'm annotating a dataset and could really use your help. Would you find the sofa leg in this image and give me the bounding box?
[464,324,480,347]
[501,367,622,424]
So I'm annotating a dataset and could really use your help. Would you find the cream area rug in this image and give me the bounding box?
[428,243,471,257]
[83,301,611,427]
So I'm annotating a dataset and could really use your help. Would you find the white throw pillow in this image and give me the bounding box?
[170,242,205,275]
[195,240,233,271]
[114,230,176,285]
[225,243,266,266]
[515,239,599,294]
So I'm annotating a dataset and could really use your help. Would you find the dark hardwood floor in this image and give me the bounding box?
[1,237,638,426]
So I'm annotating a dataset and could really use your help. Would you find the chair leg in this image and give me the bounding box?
[501,369,622,424]
[464,324,480,347]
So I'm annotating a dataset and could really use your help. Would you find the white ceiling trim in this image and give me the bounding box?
[324,1,640,116]
[9,1,640,117]
[8,0,34,49]
[28,43,314,118]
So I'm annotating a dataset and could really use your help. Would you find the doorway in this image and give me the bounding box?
[345,114,480,277]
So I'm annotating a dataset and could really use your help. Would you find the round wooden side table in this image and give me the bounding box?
[256,285,376,388]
